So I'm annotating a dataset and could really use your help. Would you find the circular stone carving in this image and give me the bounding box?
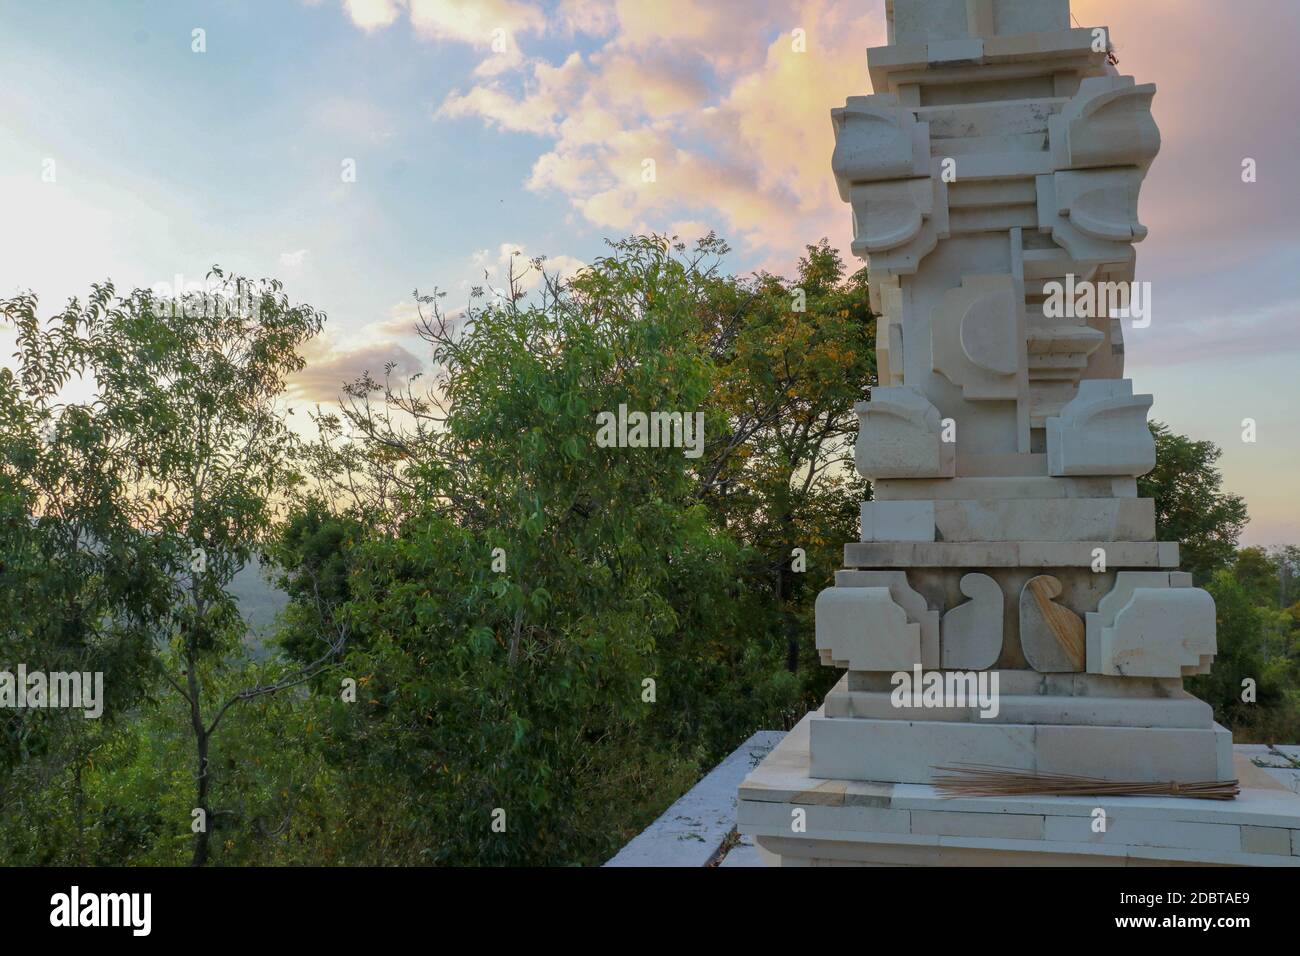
[959,291,1018,376]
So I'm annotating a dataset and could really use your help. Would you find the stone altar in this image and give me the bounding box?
[738,0,1300,866]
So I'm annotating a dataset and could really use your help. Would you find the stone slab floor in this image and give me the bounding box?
[606,733,1300,867]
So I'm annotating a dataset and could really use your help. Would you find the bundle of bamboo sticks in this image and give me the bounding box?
[932,763,1240,801]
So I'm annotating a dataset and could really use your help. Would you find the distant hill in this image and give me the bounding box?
[228,557,289,657]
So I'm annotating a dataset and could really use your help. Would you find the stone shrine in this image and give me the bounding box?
[738,0,1300,866]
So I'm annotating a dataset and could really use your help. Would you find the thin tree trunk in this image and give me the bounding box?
[73,757,86,865]
[508,606,523,667]
[778,507,798,674]
[186,593,210,867]
[190,725,210,867]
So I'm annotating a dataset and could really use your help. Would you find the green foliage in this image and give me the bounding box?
[695,239,875,687]
[1187,569,1299,743]
[271,504,363,674]
[0,272,331,865]
[278,236,811,863]
[1138,425,1299,740]
[1232,547,1285,609]
[1,284,165,858]
[1140,422,1249,582]
[4,237,1298,866]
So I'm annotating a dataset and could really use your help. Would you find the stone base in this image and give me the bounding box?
[810,712,1233,784]
[739,715,1300,867]
[825,683,1213,728]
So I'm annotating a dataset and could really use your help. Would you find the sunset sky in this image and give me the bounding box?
[2,0,1298,544]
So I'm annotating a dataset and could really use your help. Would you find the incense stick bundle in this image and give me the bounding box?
[932,764,1240,801]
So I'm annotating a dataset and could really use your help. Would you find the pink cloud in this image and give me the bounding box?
[342,0,1300,300]
[423,0,885,268]
[291,340,426,403]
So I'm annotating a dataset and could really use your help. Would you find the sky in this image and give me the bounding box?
[1,0,1297,545]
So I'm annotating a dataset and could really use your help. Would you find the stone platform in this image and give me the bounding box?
[605,731,783,867]
[738,717,1300,867]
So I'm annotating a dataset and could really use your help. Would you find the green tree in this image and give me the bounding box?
[694,239,875,689]
[1274,545,1300,611]
[1188,570,1298,741]
[1139,422,1248,582]
[1232,547,1280,609]
[13,236,1294,867]
[1,284,163,862]
[2,272,335,865]
[279,236,796,863]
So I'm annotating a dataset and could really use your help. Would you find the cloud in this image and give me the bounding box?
[361,307,423,340]
[438,51,590,135]
[289,295,435,403]
[554,0,619,38]
[422,0,884,264]
[337,0,551,62]
[279,249,309,270]
[469,242,586,296]
[327,0,884,263]
[406,0,547,44]
[334,0,1300,360]
[342,0,405,31]
[291,335,425,403]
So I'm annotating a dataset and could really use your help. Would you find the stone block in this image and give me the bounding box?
[889,0,968,44]
[831,96,930,196]
[811,717,1232,785]
[1046,379,1156,477]
[931,497,1155,541]
[824,689,1212,729]
[737,796,913,836]
[1020,575,1085,672]
[1086,571,1171,670]
[844,540,1172,568]
[846,177,935,254]
[1087,573,1217,677]
[875,280,906,385]
[1035,170,1140,264]
[814,586,920,672]
[927,37,984,64]
[911,809,1044,840]
[1055,75,1161,171]
[855,387,956,480]
[930,274,1022,401]
[940,572,1002,669]
[850,668,1181,700]
[846,540,1019,567]
[873,476,1137,500]
[958,451,1049,477]
[854,179,949,274]
[981,27,1100,63]
[987,0,1070,36]
[1052,168,1150,243]
[832,571,940,667]
[810,717,1037,783]
[860,500,935,541]
[1035,723,1232,783]
[1095,587,1218,678]
[1043,816,1241,853]
[1241,826,1293,856]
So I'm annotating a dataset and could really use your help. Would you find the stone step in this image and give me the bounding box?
[823,689,1213,729]
[845,540,1178,568]
[808,712,1232,784]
